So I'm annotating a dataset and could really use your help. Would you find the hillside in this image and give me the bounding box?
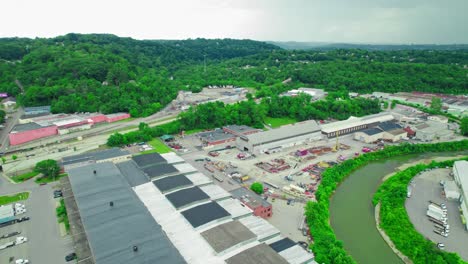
[0,34,467,117]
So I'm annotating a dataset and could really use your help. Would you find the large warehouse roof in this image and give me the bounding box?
[166,186,210,209]
[132,153,166,168]
[321,113,394,133]
[115,161,149,187]
[226,243,289,264]
[11,122,44,133]
[181,202,231,228]
[143,163,179,179]
[241,120,320,146]
[154,174,193,193]
[200,220,256,254]
[67,162,186,264]
[63,148,130,166]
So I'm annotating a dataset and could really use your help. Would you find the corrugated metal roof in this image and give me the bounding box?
[201,220,256,253]
[242,120,320,145]
[132,153,166,168]
[63,148,130,166]
[115,161,149,187]
[154,175,193,193]
[226,243,288,264]
[321,113,394,133]
[11,122,44,132]
[269,238,296,253]
[67,162,186,264]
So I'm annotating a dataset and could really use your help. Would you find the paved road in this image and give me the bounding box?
[0,174,73,263]
[0,108,23,152]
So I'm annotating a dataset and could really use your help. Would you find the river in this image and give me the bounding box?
[329,151,467,264]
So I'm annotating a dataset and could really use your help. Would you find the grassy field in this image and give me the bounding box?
[141,138,173,154]
[35,173,68,184]
[264,117,297,128]
[11,171,40,183]
[0,192,30,206]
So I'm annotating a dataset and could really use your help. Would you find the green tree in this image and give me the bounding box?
[430,97,442,112]
[1,157,5,164]
[0,110,5,123]
[250,182,264,194]
[34,159,60,179]
[461,117,468,136]
[12,155,17,161]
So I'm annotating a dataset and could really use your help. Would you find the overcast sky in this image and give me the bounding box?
[2,0,467,44]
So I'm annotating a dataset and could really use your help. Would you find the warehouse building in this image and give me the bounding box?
[67,162,187,264]
[353,121,407,143]
[412,121,454,142]
[223,125,262,137]
[231,187,273,218]
[23,105,51,117]
[9,122,57,145]
[236,120,321,154]
[453,160,468,230]
[198,129,237,146]
[321,113,394,138]
[65,152,316,264]
[62,148,131,171]
[105,112,131,122]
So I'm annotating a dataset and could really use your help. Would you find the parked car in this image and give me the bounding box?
[54,192,63,198]
[15,259,29,264]
[437,243,445,249]
[194,158,204,162]
[16,217,30,223]
[297,241,308,249]
[65,253,77,262]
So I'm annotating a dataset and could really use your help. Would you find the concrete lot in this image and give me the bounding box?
[0,175,74,264]
[266,198,307,243]
[405,168,468,261]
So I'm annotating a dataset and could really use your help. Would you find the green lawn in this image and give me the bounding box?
[56,198,70,232]
[0,192,30,206]
[264,117,297,128]
[11,171,40,183]
[35,173,68,184]
[143,138,172,154]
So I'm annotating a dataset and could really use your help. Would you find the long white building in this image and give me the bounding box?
[453,160,468,230]
[321,113,395,138]
[236,120,322,154]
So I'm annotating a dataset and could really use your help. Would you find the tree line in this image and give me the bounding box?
[1,34,467,118]
[305,140,468,264]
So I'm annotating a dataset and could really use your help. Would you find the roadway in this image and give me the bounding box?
[0,108,23,153]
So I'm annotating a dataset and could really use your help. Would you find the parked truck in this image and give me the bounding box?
[0,241,14,250]
[15,236,28,245]
[429,216,447,226]
[433,229,448,237]
[428,204,447,215]
[427,210,447,222]
[429,201,447,210]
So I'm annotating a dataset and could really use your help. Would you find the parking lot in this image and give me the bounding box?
[405,168,468,261]
[0,178,74,264]
[266,198,308,243]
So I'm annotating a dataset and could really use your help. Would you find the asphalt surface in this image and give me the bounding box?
[0,108,23,152]
[405,168,468,261]
[0,173,74,263]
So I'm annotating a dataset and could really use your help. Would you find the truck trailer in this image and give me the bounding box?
[427,210,447,222]
[428,204,447,215]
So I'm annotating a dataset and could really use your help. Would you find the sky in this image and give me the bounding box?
[1,0,468,44]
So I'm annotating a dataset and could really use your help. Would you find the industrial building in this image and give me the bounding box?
[412,121,454,142]
[9,122,57,145]
[9,111,131,145]
[23,105,51,117]
[236,120,322,154]
[453,160,468,230]
[281,88,327,100]
[222,125,261,137]
[321,113,395,138]
[67,162,187,264]
[198,125,260,147]
[62,148,131,171]
[231,187,273,218]
[64,152,315,264]
[353,121,407,143]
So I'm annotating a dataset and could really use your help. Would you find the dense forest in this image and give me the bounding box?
[0,34,467,116]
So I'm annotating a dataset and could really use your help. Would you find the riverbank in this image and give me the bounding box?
[375,202,413,264]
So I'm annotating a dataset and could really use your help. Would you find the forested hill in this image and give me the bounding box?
[0,34,280,115]
[0,34,467,117]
